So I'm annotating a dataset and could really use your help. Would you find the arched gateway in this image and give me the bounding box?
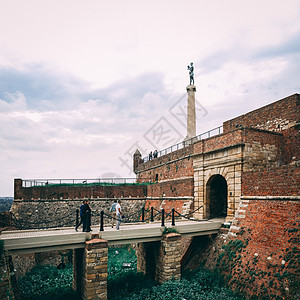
[206,174,228,219]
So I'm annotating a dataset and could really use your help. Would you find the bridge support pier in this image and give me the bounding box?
[136,233,182,283]
[73,238,108,300]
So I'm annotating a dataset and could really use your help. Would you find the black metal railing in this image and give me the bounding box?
[143,125,223,162]
[4,204,206,231]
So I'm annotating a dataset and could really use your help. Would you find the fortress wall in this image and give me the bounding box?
[10,197,146,230]
[146,178,193,198]
[193,129,243,154]
[136,146,194,183]
[221,198,300,299]
[242,128,283,172]
[242,164,300,196]
[14,179,147,201]
[282,126,300,164]
[223,93,300,133]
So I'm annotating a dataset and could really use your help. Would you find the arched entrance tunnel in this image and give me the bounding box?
[206,174,228,218]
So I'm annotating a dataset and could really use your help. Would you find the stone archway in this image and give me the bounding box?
[206,174,227,218]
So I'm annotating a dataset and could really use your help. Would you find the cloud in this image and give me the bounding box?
[0,65,90,110]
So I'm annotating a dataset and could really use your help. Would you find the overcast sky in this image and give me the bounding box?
[0,0,299,196]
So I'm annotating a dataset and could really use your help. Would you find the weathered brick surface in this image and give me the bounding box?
[282,126,300,164]
[221,199,300,299]
[223,94,299,133]
[144,198,193,221]
[147,178,194,198]
[242,165,300,196]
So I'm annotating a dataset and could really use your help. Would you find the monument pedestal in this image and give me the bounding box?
[184,85,196,141]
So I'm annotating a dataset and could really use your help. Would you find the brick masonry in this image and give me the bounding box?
[223,94,299,133]
[82,238,108,300]
[222,197,300,298]
[136,233,182,284]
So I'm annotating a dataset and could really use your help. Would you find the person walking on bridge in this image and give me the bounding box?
[75,200,86,232]
[110,200,117,228]
[83,199,92,232]
[116,199,124,230]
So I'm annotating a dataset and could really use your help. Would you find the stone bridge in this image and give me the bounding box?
[1,219,222,300]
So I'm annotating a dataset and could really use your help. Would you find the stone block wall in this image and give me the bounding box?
[83,239,108,300]
[136,233,182,284]
[10,197,146,230]
[156,233,182,283]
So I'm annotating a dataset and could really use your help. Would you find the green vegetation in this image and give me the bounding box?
[19,264,79,300]
[108,245,137,277]
[18,245,243,300]
[108,245,242,300]
[162,226,179,235]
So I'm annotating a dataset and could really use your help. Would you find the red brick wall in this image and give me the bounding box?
[223,94,300,133]
[147,178,194,198]
[144,198,192,220]
[136,145,194,183]
[242,128,282,147]
[223,199,300,299]
[194,130,242,153]
[14,179,147,200]
[242,165,300,196]
[282,127,300,164]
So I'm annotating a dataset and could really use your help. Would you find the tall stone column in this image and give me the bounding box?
[185,85,196,140]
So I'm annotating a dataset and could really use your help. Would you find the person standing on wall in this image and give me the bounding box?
[83,199,92,232]
[75,200,86,231]
[116,199,124,230]
[110,200,117,228]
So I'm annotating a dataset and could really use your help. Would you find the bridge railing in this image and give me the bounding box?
[98,205,205,231]
[4,205,205,231]
[143,125,223,162]
[21,178,150,188]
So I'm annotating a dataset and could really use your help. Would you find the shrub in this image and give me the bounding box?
[162,226,179,235]
[19,264,79,300]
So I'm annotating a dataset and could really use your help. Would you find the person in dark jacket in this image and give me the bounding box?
[83,199,92,232]
[75,200,86,232]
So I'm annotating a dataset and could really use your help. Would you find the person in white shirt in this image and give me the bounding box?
[116,199,123,230]
[110,200,117,228]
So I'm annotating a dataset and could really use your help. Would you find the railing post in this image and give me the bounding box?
[76,209,79,227]
[151,207,154,222]
[141,207,145,222]
[161,208,165,227]
[172,208,175,226]
[100,210,104,231]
